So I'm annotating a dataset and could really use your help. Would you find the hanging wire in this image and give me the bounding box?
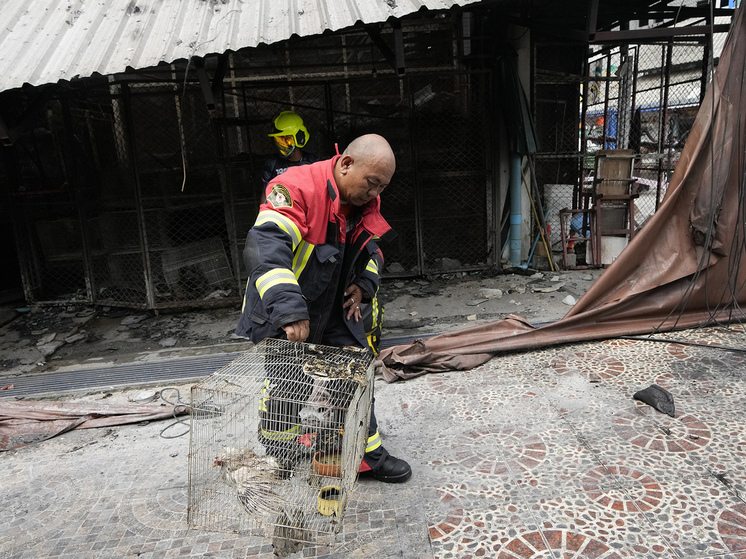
[620,334,746,353]
[176,9,241,193]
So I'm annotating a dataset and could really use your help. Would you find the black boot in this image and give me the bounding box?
[359,447,412,483]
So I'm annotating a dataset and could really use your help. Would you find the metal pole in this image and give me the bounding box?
[509,152,522,266]
[122,84,156,309]
[408,76,425,276]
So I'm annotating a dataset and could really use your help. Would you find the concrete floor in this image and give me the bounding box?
[2,274,746,558]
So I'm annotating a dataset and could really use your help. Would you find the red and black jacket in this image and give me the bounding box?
[236,156,394,352]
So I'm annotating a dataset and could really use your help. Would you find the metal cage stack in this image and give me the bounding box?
[187,338,375,543]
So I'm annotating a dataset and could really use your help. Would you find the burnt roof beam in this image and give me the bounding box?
[0,85,55,146]
[192,57,216,115]
[211,53,229,99]
[587,0,599,41]
[499,14,592,43]
[592,24,731,42]
[0,115,12,146]
[364,22,406,76]
[508,1,735,43]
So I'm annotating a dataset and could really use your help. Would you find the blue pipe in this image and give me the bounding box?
[509,153,522,266]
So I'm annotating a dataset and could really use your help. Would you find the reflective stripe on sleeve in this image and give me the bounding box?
[256,268,298,299]
[365,259,379,275]
[255,211,302,250]
[292,240,315,278]
[369,295,380,330]
[366,296,381,355]
[365,430,382,453]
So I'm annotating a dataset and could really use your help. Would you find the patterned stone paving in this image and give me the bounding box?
[2,325,746,557]
[407,326,746,559]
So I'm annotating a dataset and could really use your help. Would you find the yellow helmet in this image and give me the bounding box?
[268,111,309,157]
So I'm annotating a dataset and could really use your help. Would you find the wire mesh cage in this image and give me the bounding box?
[187,338,375,544]
[531,34,720,269]
[582,41,708,233]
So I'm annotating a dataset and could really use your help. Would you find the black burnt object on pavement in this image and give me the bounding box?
[633,384,675,417]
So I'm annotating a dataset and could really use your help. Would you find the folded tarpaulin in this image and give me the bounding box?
[377,4,746,382]
[0,400,186,451]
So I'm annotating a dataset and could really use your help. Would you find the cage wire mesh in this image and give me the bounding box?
[219,70,494,280]
[5,14,498,306]
[583,42,706,234]
[8,11,721,301]
[4,82,240,308]
[6,97,92,303]
[130,84,237,308]
[532,38,712,268]
[532,40,587,265]
[188,338,375,543]
[84,86,146,306]
[628,41,706,230]
[412,72,493,273]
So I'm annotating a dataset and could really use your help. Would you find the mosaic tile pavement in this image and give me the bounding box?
[2,324,746,558]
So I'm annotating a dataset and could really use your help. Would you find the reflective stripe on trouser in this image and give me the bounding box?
[366,430,382,453]
[363,398,382,459]
[259,379,301,440]
[259,397,303,441]
[259,352,313,463]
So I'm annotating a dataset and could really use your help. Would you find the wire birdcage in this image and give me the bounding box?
[187,338,374,545]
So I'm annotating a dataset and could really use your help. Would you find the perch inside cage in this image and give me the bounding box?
[187,338,374,543]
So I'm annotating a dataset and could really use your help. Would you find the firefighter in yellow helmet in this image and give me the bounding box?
[259,110,319,202]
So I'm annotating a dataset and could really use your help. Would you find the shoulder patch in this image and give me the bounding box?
[267,184,293,209]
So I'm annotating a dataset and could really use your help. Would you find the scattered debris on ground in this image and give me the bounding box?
[0,269,603,378]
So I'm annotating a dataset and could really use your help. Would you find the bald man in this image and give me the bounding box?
[236,134,412,483]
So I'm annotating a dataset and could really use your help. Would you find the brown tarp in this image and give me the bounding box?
[378,6,746,382]
[0,400,186,451]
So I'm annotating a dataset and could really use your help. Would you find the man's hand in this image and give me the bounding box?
[344,284,364,322]
[282,320,310,343]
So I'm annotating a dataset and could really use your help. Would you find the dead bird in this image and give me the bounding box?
[213,446,286,515]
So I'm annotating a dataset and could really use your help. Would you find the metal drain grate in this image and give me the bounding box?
[1,352,243,399]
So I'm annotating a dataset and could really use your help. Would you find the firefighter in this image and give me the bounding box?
[259,110,319,203]
[237,133,411,483]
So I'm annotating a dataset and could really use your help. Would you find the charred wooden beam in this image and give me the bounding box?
[365,22,405,75]
[193,57,216,114]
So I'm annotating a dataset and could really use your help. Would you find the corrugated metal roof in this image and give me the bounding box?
[0,0,483,93]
